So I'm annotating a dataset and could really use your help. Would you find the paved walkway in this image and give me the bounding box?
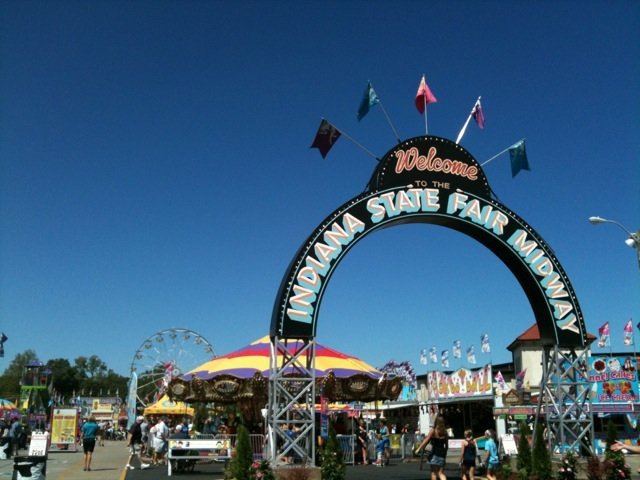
[1,442,640,479]
[0,440,130,480]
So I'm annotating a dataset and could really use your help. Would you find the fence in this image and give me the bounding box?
[336,434,355,464]
[195,433,266,460]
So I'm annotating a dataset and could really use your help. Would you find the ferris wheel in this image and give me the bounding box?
[129,327,215,408]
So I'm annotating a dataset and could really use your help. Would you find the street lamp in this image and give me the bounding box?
[588,216,640,270]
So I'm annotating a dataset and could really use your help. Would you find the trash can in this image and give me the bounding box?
[12,455,46,480]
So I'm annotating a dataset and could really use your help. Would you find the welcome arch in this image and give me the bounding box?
[267,136,591,464]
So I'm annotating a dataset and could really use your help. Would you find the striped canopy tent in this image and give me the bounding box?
[168,336,401,420]
[143,393,194,417]
[0,399,17,410]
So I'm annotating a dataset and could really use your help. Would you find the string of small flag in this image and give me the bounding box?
[419,333,492,369]
[310,76,530,177]
[596,319,636,348]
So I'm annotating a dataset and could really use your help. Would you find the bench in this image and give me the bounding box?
[167,438,232,476]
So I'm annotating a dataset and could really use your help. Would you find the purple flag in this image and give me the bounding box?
[310,119,341,158]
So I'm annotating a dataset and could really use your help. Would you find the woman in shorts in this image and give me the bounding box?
[415,415,448,480]
[80,416,99,472]
[459,429,477,480]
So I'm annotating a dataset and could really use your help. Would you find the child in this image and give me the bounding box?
[374,433,386,467]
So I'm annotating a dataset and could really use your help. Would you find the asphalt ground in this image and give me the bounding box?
[1,441,640,479]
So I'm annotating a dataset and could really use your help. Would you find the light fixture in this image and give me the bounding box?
[589,216,640,269]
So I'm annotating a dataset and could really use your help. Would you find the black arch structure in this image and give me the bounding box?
[267,136,592,464]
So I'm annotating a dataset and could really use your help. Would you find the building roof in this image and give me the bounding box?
[507,323,596,351]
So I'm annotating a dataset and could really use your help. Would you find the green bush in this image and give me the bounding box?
[320,425,345,480]
[224,424,254,480]
[516,421,532,478]
[530,423,552,479]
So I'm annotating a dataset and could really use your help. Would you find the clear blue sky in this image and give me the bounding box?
[1,1,638,378]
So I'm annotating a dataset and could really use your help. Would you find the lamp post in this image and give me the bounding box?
[588,216,640,270]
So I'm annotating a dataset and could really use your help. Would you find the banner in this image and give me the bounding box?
[588,354,638,404]
[426,364,493,400]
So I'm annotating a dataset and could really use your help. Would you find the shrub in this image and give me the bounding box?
[530,423,552,479]
[320,424,345,480]
[516,421,532,478]
[224,424,254,480]
[557,450,577,480]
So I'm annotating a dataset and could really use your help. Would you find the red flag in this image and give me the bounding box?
[415,75,437,113]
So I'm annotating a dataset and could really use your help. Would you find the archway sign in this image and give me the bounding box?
[271,135,586,347]
[267,135,589,465]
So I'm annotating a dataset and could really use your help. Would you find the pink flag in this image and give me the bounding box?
[472,101,485,128]
[624,319,634,346]
[597,321,610,348]
[415,75,437,113]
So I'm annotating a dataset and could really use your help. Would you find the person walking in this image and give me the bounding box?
[459,429,477,480]
[151,416,169,465]
[80,416,99,471]
[415,415,449,480]
[8,417,23,458]
[125,416,150,470]
[483,429,500,480]
[357,421,369,465]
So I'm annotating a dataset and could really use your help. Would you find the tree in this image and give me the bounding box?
[530,423,552,479]
[47,358,80,397]
[74,355,108,379]
[224,424,253,480]
[321,424,345,480]
[0,349,40,399]
[516,421,532,479]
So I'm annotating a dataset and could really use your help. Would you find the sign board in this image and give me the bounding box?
[501,433,518,455]
[271,136,587,349]
[50,407,79,450]
[588,354,638,404]
[28,432,49,456]
[427,365,493,400]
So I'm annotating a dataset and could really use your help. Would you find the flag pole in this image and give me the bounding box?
[455,96,481,144]
[423,95,428,135]
[329,119,380,161]
[480,138,525,167]
[370,82,401,143]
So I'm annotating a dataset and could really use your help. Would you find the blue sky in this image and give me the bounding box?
[1,1,638,378]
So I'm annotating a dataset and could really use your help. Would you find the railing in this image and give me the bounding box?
[195,433,266,460]
[336,434,355,464]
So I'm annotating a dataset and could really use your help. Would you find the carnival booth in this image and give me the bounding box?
[143,394,194,418]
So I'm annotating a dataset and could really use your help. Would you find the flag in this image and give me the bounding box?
[415,75,437,113]
[472,101,485,128]
[441,350,449,368]
[495,371,507,392]
[481,333,491,353]
[624,319,634,346]
[515,369,527,391]
[357,81,380,121]
[429,346,438,363]
[0,333,6,358]
[509,139,530,177]
[310,119,341,158]
[452,340,462,359]
[597,321,610,348]
[467,346,476,365]
[420,349,427,365]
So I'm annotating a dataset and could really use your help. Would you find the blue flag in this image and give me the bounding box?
[509,139,530,177]
[357,81,380,121]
